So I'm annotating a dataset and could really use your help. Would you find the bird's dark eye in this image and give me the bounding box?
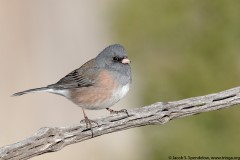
[113,56,120,62]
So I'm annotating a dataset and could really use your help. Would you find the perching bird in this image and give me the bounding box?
[12,44,132,136]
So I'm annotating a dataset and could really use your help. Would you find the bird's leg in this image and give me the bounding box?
[80,109,98,137]
[106,108,129,117]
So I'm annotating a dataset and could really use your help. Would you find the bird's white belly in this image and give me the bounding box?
[112,83,130,103]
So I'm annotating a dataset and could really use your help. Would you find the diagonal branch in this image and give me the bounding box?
[1,87,240,160]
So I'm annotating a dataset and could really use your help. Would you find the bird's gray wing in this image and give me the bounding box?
[48,59,100,89]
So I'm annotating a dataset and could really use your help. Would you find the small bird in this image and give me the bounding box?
[13,44,132,136]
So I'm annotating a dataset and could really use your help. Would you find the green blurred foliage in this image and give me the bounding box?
[111,0,240,159]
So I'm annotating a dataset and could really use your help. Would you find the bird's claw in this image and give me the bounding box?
[106,108,129,117]
[80,116,99,137]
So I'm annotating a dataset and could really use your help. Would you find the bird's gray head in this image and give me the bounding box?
[96,44,131,71]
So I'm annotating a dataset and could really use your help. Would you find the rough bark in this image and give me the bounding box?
[1,87,240,160]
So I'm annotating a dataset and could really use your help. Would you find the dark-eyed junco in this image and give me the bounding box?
[13,44,132,136]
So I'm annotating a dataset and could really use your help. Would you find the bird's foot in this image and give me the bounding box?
[80,116,99,137]
[106,108,129,117]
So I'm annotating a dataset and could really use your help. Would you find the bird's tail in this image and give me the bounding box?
[12,87,50,96]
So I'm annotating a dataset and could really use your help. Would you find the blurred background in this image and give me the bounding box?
[1,0,240,159]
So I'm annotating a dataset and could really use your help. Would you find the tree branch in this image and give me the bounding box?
[1,87,240,160]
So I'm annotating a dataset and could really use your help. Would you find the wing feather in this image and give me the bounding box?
[48,59,100,89]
